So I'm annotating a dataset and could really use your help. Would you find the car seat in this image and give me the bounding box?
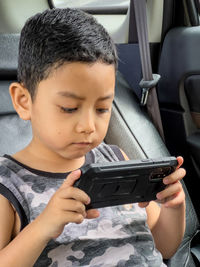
[0,34,32,155]
[0,33,199,267]
[106,70,199,266]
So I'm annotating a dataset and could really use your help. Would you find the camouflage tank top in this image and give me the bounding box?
[0,143,166,267]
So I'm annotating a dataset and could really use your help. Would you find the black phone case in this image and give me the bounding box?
[74,156,178,209]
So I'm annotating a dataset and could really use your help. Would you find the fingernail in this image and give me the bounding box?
[156,193,161,200]
[86,197,91,205]
[163,178,169,184]
[95,210,100,217]
[74,169,80,176]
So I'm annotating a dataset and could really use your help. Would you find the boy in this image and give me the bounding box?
[0,8,185,267]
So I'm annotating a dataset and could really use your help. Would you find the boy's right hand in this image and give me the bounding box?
[35,169,99,241]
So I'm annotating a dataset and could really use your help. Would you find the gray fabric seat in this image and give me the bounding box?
[0,33,199,266]
[106,73,199,267]
[0,34,32,155]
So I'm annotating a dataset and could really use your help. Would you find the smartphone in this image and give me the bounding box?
[74,156,178,209]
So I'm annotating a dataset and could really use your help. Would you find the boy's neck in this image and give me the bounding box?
[12,144,85,173]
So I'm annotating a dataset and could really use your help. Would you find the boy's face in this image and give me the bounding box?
[29,61,115,161]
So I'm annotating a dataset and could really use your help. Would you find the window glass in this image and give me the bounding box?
[52,0,130,14]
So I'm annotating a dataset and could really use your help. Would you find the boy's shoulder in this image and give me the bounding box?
[90,143,124,163]
[0,155,24,176]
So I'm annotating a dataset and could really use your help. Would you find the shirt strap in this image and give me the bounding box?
[0,184,28,230]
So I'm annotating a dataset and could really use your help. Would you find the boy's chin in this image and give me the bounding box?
[59,150,88,161]
[57,142,98,160]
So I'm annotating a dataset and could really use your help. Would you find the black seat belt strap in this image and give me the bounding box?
[131,0,165,141]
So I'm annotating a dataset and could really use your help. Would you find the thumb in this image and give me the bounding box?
[60,169,81,189]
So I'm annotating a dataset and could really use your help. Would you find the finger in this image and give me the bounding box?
[59,186,90,205]
[176,156,184,169]
[138,202,149,208]
[62,211,86,224]
[163,190,185,208]
[59,199,87,217]
[163,168,186,185]
[157,181,182,200]
[61,169,81,188]
[86,209,100,219]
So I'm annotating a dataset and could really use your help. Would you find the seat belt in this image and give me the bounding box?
[130,0,165,141]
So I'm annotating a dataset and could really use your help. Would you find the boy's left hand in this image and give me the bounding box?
[139,156,186,209]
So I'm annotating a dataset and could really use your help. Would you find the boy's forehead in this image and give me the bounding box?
[36,61,115,98]
[50,61,115,83]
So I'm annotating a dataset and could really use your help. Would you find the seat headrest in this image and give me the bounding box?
[0,34,19,114]
[0,80,16,114]
[0,34,19,78]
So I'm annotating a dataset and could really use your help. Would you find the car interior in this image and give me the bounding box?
[0,0,200,266]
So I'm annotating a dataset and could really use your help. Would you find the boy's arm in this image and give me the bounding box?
[120,150,186,259]
[0,170,99,267]
[146,199,185,259]
[0,194,47,266]
[0,213,49,267]
[0,194,15,249]
[0,192,55,266]
[145,158,186,259]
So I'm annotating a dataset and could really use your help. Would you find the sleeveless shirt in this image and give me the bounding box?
[0,143,166,267]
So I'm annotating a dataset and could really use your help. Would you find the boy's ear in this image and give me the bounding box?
[9,82,32,121]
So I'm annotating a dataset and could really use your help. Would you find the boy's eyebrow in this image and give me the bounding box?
[57,91,85,100]
[98,94,114,101]
[57,91,114,101]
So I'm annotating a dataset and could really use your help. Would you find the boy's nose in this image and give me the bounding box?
[76,111,95,134]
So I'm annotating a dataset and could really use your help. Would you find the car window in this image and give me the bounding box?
[52,0,130,14]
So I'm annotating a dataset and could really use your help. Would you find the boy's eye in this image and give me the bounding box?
[97,108,109,114]
[60,107,77,113]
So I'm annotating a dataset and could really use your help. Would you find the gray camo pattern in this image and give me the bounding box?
[0,143,166,266]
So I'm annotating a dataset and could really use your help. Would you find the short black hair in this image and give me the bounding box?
[18,8,118,99]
